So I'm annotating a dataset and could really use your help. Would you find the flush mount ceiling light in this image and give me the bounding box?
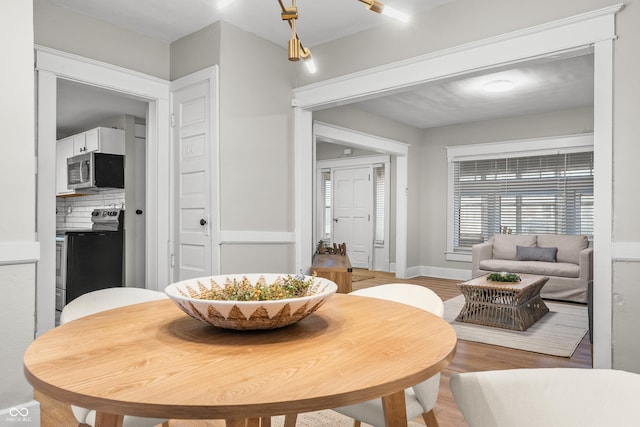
[277,0,410,74]
[483,79,516,93]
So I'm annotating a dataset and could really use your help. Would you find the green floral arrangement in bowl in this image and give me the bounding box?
[487,272,521,282]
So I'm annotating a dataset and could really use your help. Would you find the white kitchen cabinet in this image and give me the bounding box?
[72,132,86,155]
[72,127,125,156]
[56,127,125,196]
[56,137,75,196]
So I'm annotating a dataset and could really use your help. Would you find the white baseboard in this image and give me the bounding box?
[377,264,471,281]
[0,400,40,426]
[420,265,472,281]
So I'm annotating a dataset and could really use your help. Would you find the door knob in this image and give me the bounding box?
[200,218,207,226]
[333,218,339,223]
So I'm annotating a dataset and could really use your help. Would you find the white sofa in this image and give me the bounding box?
[471,234,592,303]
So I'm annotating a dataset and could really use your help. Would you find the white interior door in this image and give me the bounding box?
[172,78,214,280]
[333,167,372,269]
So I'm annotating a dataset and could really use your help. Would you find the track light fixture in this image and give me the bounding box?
[277,0,409,73]
[358,0,410,22]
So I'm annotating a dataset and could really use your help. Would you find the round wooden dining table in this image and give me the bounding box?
[24,293,457,427]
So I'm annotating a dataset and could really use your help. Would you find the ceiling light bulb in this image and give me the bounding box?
[381,6,410,22]
[304,57,317,74]
[300,48,316,73]
[217,0,238,9]
[483,79,515,93]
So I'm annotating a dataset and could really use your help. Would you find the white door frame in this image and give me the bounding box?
[169,66,221,280]
[35,46,171,335]
[293,5,622,368]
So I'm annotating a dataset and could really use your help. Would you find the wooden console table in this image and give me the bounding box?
[312,253,352,293]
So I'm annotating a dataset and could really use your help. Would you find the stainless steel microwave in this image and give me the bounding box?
[67,152,125,190]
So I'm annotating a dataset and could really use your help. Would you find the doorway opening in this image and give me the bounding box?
[294,7,619,369]
[313,121,408,274]
[35,46,171,335]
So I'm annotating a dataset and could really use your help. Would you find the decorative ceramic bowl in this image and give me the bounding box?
[164,274,338,330]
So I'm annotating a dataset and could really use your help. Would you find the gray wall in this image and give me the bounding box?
[420,107,594,271]
[217,22,297,272]
[1,0,36,409]
[170,21,298,273]
[170,21,221,81]
[33,0,170,79]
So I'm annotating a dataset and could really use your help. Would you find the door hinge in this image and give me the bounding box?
[170,113,176,128]
[368,214,370,221]
[170,253,175,268]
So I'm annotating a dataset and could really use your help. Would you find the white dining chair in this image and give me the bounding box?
[450,368,640,427]
[331,283,445,427]
[59,287,170,427]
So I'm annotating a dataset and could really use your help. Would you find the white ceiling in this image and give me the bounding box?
[56,79,148,138]
[51,0,594,135]
[49,0,450,45]
[354,53,594,129]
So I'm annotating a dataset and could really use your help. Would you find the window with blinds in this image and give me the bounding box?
[374,165,385,244]
[453,151,593,252]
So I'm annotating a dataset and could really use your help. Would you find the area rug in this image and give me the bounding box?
[271,410,422,427]
[443,295,588,357]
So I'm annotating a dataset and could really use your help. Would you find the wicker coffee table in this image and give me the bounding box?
[456,273,549,331]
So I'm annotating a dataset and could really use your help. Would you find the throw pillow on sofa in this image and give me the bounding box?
[516,245,558,263]
[492,235,537,260]
[537,234,589,264]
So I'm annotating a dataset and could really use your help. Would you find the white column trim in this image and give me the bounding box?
[35,69,57,335]
[317,155,390,169]
[592,37,614,369]
[295,108,314,273]
[314,121,409,154]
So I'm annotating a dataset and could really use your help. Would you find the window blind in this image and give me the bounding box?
[453,151,593,251]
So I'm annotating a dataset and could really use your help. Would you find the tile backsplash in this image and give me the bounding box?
[56,190,125,230]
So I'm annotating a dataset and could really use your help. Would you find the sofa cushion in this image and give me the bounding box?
[492,235,537,260]
[479,259,580,278]
[537,234,589,264]
[516,245,557,263]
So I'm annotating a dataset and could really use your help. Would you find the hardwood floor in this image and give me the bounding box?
[35,269,591,427]
[350,269,592,427]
